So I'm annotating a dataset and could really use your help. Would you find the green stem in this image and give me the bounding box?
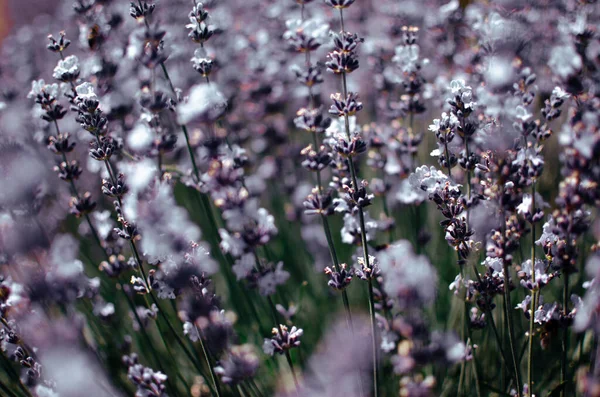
[158,61,200,181]
[0,351,32,397]
[321,215,353,329]
[53,121,185,394]
[335,7,378,393]
[129,239,214,389]
[561,271,570,397]
[444,134,452,177]
[470,264,512,373]
[0,378,20,397]
[381,192,395,242]
[528,183,537,395]
[198,327,223,397]
[501,216,523,396]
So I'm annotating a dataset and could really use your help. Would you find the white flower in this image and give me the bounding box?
[232,253,256,280]
[517,192,549,216]
[449,79,471,94]
[515,105,532,122]
[428,112,458,134]
[384,151,403,175]
[516,295,532,313]
[325,115,357,140]
[512,147,544,169]
[135,183,203,268]
[50,234,80,266]
[448,79,477,109]
[258,262,289,296]
[446,340,467,362]
[428,119,441,134]
[53,55,80,80]
[284,18,329,44]
[95,302,115,318]
[520,259,553,287]
[381,331,398,353]
[516,194,533,216]
[127,122,154,152]
[551,86,570,100]
[93,210,113,239]
[75,82,97,100]
[219,229,246,257]
[183,322,200,342]
[408,165,459,196]
[27,79,61,99]
[392,44,421,73]
[184,243,218,275]
[176,83,227,125]
[549,45,582,79]
[449,274,464,295]
[121,158,157,195]
[482,257,504,278]
[395,179,426,205]
[378,240,437,308]
[191,47,213,69]
[484,56,514,89]
[536,218,559,246]
[256,208,278,239]
[28,79,46,98]
[341,213,378,244]
[34,385,59,397]
[262,339,275,356]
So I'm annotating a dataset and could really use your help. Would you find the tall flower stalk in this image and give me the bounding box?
[324,2,378,395]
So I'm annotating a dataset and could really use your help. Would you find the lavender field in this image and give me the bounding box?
[0,0,599,396]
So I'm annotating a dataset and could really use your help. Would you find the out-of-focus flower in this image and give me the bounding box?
[378,240,437,309]
[176,84,227,125]
[263,325,303,355]
[53,55,80,83]
[214,345,259,385]
[549,44,582,79]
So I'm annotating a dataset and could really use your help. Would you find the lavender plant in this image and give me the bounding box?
[0,1,599,397]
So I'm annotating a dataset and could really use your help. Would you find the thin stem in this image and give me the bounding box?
[149,293,207,376]
[457,345,466,396]
[470,264,512,373]
[464,308,482,397]
[120,281,176,387]
[465,140,472,224]
[249,379,265,397]
[561,271,570,397]
[129,235,213,387]
[158,62,200,181]
[409,111,417,168]
[198,327,223,397]
[457,267,467,397]
[349,158,379,397]
[0,351,32,397]
[55,130,182,392]
[321,215,354,328]
[311,132,323,195]
[336,7,378,395]
[444,132,452,177]
[528,182,537,395]
[0,378,20,397]
[285,350,300,391]
[381,187,395,243]
[501,215,523,397]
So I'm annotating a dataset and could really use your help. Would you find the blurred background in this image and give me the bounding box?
[0,0,59,42]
